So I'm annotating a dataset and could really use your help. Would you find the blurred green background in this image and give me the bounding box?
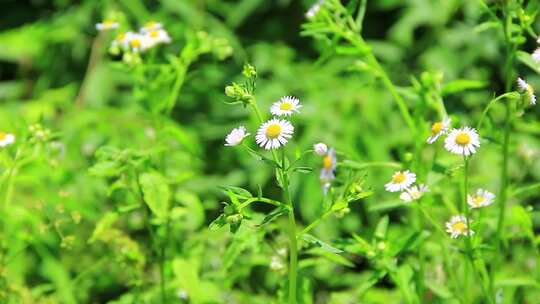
[1,0,539,303]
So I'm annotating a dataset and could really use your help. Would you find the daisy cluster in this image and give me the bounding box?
[382,117,499,239]
[96,19,171,54]
[224,96,302,149]
[384,170,428,202]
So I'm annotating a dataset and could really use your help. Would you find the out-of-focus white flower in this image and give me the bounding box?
[467,188,495,209]
[427,117,451,144]
[96,20,119,31]
[399,184,429,202]
[255,119,294,150]
[306,0,325,19]
[532,48,540,65]
[313,142,328,156]
[446,215,474,238]
[0,132,15,147]
[144,29,172,47]
[517,77,536,105]
[125,32,149,52]
[444,127,480,156]
[225,126,250,147]
[270,96,302,116]
[385,170,416,192]
[320,148,337,193]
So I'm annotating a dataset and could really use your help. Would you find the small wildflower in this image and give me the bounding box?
[270,96,302,116]
[306,0,325,19]
[444,127,480,156]
[125,32,148,53]
[96,20,119,31]
[0,132,15,147]
[517,77,536,105]
[427,117,451,144]
[446,215,474,238]
[144,29,172,47]
[532,48,540,65]
[385,170,416,192]
[255,119,294,150]
[320,148,337,193]
[225,126,250,147]
[467,188,495,209]
[313,142,328,156]
[399,184,429,202]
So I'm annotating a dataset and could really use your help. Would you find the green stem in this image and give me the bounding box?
[365,52,417,136]
[249,97,297,304]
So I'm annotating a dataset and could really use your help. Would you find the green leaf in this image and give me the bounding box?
[209,214,227,231]
[302,234,343,254]
[88,212,118,243]
[220,185,253,200]
[292,166,313,174]
[517,50,540,73]
[258,206,289,227]
[441,79,487,95]
[374,215,389,239]
[139,172,170,219]
[88,161,123,177]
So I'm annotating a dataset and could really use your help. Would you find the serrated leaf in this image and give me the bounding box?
[139,172,170,219]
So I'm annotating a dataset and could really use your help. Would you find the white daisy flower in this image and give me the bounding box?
[270,96,302,116]
[0,132,15,147]
[445,215,474,238]
[426,117,451,144]
[399,184,429,202]
[313,142,328,156]
[140,21,163,33]
[444,127,480,156]
[385,170,416,192]
[125,32,150,53]
[111,32,129,50]
[517,77,536,105]
[144,29,172,47]
[306,0,324,19]
[320,148,337,193]
[532,48,540,65]
[96,20,119,31]
[467,188,495,209]
[255,119,294,150]
[225,126,250,147]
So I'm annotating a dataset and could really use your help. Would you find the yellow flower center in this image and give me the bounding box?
[455,132,471,145]
[280,102,293,111]
[266,124,282,139]
[452,221,467,233]
[472,195,485,206]
[431,122,443,135]
[149,31,159,38]
[130,39,141,48]
[0,132,6,140]
[103,20,114,27]
[323,155,333,169]
[392,172,406,184]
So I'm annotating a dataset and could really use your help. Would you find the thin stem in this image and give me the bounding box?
[365,52,417,136]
